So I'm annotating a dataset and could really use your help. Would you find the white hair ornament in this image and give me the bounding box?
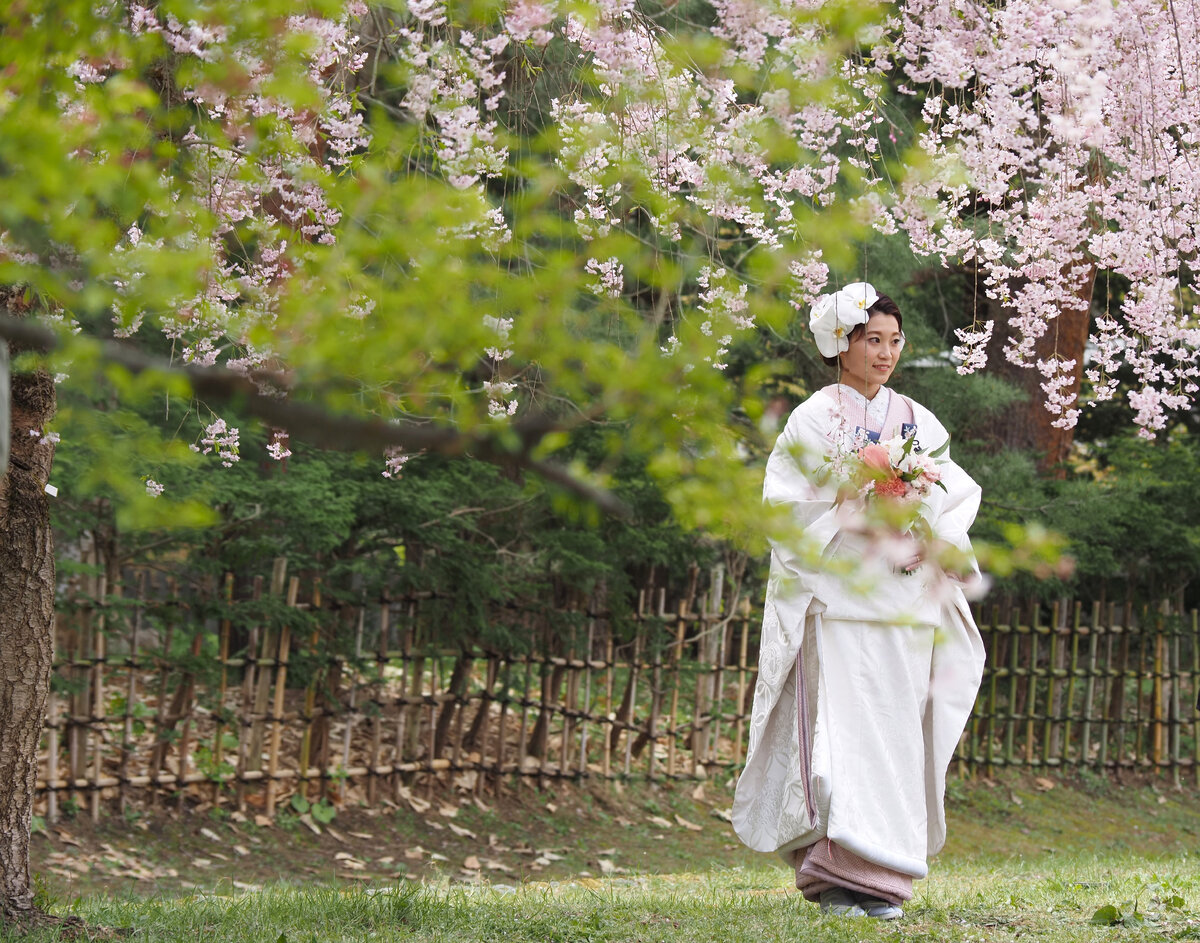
[809,281,878,358]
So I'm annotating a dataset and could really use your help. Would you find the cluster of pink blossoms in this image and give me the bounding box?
[890,0,1200,433]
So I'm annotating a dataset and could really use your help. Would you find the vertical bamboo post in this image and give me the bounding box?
[624,633,641,778]
[392,613,412,802]
[1041,601,1058,769]
[646,608,664,782]
[1168,602,1182,787]
[1153,601,1166,769]
[495,658,511,791]
[562,626,577,775]
[150,589,176,808]
[1191,608,1199,788]
[264,576,297,817]
[579,622,594,779]
[516,655,532,789]
[1098,603,1116,771]
[425,655,440,798]
[711,601,730,768]
[298,580,324,800]
[601,637,614,780]
[367,603,388,805]
[1081,602,1100,768]
[247,558,288,772]
[1025,602,1041,766]
[474,654,495,795]
[173,629,204,813]
[118,570,146,814]
[983,606,1001,775]
[1004,607,1019,768]
[236,574,264,812]
[733,601,750,767]
[666,601,688,778]
[90,573,107,822]
[340,604,365,804]
[212,573,234,807]
[1061,602,1081,769]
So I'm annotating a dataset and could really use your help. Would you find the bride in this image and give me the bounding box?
[732,283,986,919]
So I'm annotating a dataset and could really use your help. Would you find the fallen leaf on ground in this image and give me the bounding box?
[711,808,733,823]
[254,815,273,828]
[463,856,481,870]
[647,816,673,829]
[674,815,703,832]
[691,784,706,801]
[350,831,374,840]
[326,827,348,844]
[298,813,322,835]
[438,804,459,818]
[448,823,477,839]
[233,845,250,857]
[1034,778,1055,792]
[199,827,222,843]
[404,846,427,860]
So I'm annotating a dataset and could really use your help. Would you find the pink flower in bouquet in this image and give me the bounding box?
[859,443,892,472]
[873,475,910,500]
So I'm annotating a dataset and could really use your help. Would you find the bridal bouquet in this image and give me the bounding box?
[852,434,947,503]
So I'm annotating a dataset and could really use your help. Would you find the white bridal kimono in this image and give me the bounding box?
[732,384,985,888]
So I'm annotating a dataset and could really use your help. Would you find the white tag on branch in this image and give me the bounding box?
[44,483,58,497]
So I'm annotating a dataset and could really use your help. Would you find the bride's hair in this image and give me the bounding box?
[821,294,904,367]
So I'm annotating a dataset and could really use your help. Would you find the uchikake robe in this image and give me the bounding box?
[732,385,985,880]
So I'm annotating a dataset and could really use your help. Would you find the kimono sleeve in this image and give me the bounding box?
[763,403,844,575]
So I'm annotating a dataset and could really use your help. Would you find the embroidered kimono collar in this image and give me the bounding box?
[831,383,891,430]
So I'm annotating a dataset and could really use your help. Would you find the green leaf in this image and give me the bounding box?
[1090,905,1122,926]
[311,799,337,824]
[927,435,951,458]
[290,794,311,815]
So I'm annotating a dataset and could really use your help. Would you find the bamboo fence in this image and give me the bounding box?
[37,560,1200,823]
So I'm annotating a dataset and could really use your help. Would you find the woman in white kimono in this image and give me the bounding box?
[732,283,985,919]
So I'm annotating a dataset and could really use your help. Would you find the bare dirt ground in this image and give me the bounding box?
[30,771,1200,906]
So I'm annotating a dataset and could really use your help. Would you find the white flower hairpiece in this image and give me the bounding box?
[809,281,878,358]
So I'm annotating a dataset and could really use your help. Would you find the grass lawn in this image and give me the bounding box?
[16,774,1200,941]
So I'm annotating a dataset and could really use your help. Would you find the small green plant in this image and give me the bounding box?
[288,793,337,823]
[1091,903,1146,927]
[30,814,47,836]
[193,734,238,782]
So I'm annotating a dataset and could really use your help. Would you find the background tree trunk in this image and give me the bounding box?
[975,272,1093,475]
[0,296,57,924]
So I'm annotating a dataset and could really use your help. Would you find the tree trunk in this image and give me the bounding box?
[0,309,57,923]
[975,272,1093,474]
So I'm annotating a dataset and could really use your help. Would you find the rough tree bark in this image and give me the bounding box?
[0,292,57,927]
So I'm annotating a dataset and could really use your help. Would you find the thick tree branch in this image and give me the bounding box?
[0,315,629,518]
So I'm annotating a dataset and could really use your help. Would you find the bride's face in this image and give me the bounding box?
[839,313,904,391]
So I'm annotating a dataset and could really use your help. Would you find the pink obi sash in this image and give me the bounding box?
[818,384,914,441]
